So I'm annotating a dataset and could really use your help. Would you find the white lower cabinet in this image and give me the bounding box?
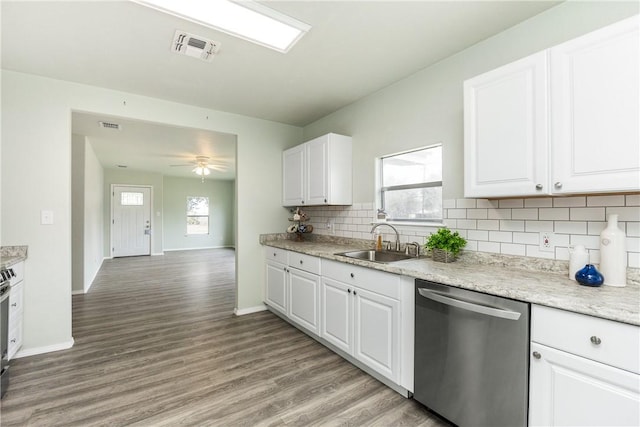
[264,249,413,395]
[529,305,640,426]
[288,267,320,335]
[320,260,401,384]
[8,262,25,360]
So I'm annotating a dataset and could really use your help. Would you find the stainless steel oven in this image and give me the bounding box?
[414,279,530,427]
[0,271,11,399]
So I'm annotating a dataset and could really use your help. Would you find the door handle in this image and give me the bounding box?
[418,288,522,320]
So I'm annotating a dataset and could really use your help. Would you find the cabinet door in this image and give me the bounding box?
[320,277,352,354]
[464,51,549,197]
[288,268,320,336]
[265,260,287,314]
[353,287,399,382]
[550,17,639,194]
[529,342,640,427]
[283,144,305,206]
[306,135,329,205]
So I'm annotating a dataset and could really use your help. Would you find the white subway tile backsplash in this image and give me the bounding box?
[513,232,539,245]
[500,220,525,232]
[499,199,524,208]
[456,198,476,208]
[512,209,538,220]
[525,221,554,232]
[489,231,512,243]
[478,241,500,253]
[524,198,553,208]
[467,209,488,219]
[468,230,489,241]
[302,195,639,266]
[447,209,467,219]
[476,199,496,208]
[553,196,586,208]
[501,243,526,256]
[443,199,456,209]
[539,208,569,221]
[605,206,640,222]
[587,195,625,207]
[570,207,606,221]
[555,221,587,235]
[570,234,600,250]
[477,220,500,230]
[488,208,512,220]
[626,195,640,206]
[457,219,477,230]
[629,253,640,269]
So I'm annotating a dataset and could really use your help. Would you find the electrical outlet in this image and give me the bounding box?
[539,232,555,252]
[327,219,335,235]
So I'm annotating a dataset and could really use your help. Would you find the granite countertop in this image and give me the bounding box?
[261,236,640,326]
[0,246,28,269]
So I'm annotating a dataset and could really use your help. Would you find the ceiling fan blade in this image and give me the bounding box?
[206,164,228,171]
[169,163,195,167]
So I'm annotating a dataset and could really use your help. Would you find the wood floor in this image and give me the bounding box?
[0,248,448,426]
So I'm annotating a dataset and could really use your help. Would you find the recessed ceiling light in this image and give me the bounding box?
[133,0,311,53]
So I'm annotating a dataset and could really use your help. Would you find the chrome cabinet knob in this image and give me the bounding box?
[554,182,563,189]
[348,289,351,294]
[590,336,602,345]
[535,184,543,190]
[299,260,303,265]
[350,273,354,278]
[532,351,541,359]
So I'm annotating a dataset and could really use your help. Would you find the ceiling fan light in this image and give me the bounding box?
[193,165,211,176]
[202,167,211,176]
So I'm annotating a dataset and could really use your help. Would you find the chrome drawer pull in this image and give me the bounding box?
[590,336,602,345]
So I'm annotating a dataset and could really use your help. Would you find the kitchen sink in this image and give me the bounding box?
[335,250,414,263]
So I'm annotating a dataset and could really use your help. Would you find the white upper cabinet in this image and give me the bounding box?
[464,16,639,198]
[464,52,549,197]
[282,133,352,206]
[550,17,639,194]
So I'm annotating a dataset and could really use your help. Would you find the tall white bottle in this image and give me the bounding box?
[599,214,627,287]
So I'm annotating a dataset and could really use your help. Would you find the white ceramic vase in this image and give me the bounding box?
[568,245,589,281]
[599,214,627,287]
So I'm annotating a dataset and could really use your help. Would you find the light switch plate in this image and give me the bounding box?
[41,210,54,225]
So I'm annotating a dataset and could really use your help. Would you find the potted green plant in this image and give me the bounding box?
[424,227,467,263]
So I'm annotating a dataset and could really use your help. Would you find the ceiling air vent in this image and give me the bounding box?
[172,30,220,62]
[99,121,121,130]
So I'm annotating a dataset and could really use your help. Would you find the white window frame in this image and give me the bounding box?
[377,144,443,225]
[186,196,210,235]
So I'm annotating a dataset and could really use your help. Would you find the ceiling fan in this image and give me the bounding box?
[170,155,228,182]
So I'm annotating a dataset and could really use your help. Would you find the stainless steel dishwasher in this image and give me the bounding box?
[414,279,530,427]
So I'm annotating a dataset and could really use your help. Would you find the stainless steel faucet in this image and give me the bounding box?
[371,223,400,251]
[405,241,421,257]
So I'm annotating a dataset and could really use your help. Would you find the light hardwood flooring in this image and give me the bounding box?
[1,248,448,426]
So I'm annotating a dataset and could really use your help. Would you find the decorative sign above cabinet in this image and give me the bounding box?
[282,133,353,207]
[464,16,639,198]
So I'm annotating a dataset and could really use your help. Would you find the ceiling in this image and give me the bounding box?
[2,0,560,179]
[72,112,237,180]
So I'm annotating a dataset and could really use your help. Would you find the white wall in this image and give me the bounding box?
[83,141,104,291]
[302,1,639,202]
[1,71,301,355]
[103,168,165,256]
[163,176,235,251]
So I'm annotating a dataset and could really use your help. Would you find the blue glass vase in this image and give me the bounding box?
[575,264,604,287]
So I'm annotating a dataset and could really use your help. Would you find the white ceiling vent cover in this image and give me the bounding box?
[99,121,121,130]
[172,30,220,62]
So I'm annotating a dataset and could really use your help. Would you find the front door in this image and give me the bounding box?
[112,185,151,257]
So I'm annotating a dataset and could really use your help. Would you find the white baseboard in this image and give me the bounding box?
[164,245,235,252]
[15,338,75,359]
[234,304,267,316]
[71,289,85,295]
[151,252,165,256]
[103,256,113,261]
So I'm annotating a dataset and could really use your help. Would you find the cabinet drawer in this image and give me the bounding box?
[9,281,24,319]
[532,305,640,374]
[288,252,320,275]
[264,247,288,264]
[8,321,23,360]
[321,259,399,299]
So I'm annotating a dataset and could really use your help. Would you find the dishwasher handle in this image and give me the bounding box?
[418,288,521,321]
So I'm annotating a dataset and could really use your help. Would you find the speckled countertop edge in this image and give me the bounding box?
[261,236,640,326]
[0,246,28,269]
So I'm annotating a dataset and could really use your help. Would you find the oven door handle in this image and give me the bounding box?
[418,288,521,320]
